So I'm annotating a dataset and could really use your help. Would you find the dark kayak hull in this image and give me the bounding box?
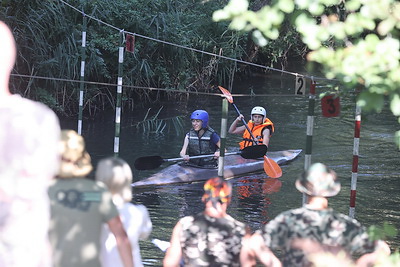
[131,149,302,188]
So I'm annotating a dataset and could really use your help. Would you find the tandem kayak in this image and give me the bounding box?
[131,149,302,188]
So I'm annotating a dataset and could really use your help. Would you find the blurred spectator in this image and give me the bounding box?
[163,177,258,267]
[0,21,60,267]
[48,130,134,267]
[250,163,390,267]
[96,157,152,267]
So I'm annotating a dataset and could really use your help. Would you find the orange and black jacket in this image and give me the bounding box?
[239,118,274,149]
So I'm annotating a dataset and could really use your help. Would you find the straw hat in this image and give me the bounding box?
[295,163,340,197]
[58,130,92,178]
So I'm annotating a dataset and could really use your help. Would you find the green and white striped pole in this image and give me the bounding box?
[303,79,316,204]
[78,11,87,135]
[114,30,124,156]
[218,98,228,178]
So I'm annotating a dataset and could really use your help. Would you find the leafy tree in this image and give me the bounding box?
[213,0,400,148]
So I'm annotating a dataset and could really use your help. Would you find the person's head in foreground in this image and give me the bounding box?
[95,157,133,206]
[201,177,233,218]
[0,21,16,90]
[296,162,340,197]
[58,130,92,178]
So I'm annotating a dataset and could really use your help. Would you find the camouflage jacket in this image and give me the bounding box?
[258,207,375,267]
[179,212,246,266]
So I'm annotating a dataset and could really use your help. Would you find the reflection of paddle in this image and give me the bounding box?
[134,145,267,170]
[218,86,282,178]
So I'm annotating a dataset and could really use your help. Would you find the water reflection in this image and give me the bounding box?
[236,176,282,225]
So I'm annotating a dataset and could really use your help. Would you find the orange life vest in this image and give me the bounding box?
[239,118,274,149]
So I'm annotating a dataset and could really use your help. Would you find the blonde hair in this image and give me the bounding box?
[95,157,133,202]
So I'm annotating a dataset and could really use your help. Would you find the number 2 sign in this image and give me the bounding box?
[321,95,340,117]
[295,76,306,95]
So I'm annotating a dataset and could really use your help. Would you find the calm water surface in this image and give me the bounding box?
[61,71,400,266]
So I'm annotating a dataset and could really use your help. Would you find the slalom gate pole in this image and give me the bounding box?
[78,10,87,135]
[218,98,228,178]
[349,104,361,218]
[114,30,124,156]
[303,79,316,204]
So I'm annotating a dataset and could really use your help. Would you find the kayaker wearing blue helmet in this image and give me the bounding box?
[179,110,221,168]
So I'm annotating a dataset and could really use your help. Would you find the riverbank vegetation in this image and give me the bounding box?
[1,0,306,118]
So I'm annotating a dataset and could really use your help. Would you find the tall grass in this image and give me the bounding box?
[2,0,305,118]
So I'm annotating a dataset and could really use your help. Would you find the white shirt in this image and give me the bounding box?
[0,95,60,267]
[100,202,152,267]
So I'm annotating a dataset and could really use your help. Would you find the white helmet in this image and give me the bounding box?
[251,106,266,118]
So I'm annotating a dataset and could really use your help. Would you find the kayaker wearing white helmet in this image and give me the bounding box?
[228,106,274,151]
[179,110,221,168]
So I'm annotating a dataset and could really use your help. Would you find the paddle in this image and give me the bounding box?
[218,86,282,178]
[134,145,267,170]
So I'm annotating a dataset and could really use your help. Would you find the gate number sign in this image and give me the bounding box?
[321,95,340,117]
[295,76,306,95]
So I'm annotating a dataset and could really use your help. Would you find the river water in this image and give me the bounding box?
[61,70,399,265]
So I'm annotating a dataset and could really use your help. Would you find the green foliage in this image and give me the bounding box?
[368,222,398,241]
[367,221,400,267]
[131,107,184,135]
[1,0,306,117]
[213,0,400,148]
[35,87,64,113]
[0,1,231,114]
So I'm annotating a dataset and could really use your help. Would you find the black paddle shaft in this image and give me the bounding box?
[232,103,258,143]
[134,146,267,170]
[134,153,234,171]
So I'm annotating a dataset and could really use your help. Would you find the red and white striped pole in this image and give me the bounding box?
[349,104,361,218]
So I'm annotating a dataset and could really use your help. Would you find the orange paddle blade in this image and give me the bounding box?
[217,86,233,103]
[264,156,282,178]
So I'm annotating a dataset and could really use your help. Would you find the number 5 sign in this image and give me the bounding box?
[321,95,340,117]
[295,76,306,95]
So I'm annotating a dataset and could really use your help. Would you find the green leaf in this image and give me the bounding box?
[383,222,398,237]
[230,17,249,30]
[357,91,385,112]
[390,94,400,116]
[252,30,268,46]
[308,2,324,16]
[277,0,295,13]
[396,130,400,150]
[345,0,361,11]
[378,18,396,36]
[213,10,231,21]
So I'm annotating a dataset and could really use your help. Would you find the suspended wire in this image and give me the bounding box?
[58,0,336,83]
[10,73,307,98]
[59,0,121,32]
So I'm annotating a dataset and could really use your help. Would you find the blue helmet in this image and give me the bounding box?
[191,110,209,127]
